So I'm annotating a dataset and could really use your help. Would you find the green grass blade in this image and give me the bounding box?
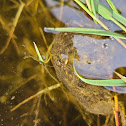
[74,0,109,30]
[106,0,118,13]
[45,27,126,39]
[98,3,112,20]
[97,3,126,32]
[90,0,97,17]
[73,56,126,86]
[110,17,126,32]
[113,11,126,27]
[33,42,44,63]
[114,71,126,83]
[75,0,126,33]
[86,0,91,11]
[90,0,97,23]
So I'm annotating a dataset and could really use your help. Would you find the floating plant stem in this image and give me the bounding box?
[45,27,126,40]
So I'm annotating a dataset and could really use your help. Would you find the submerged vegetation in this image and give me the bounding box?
[0,0,126,126]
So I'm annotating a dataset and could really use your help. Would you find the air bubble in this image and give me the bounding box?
[102,43,108,49]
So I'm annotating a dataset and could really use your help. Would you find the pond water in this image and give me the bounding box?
[0,0,126,126]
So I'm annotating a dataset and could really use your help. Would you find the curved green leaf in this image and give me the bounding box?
[73,53,126,86]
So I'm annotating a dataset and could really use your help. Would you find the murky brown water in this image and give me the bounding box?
[0,0,126,126]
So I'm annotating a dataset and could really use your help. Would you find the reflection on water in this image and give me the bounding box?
[0,0,126,126]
